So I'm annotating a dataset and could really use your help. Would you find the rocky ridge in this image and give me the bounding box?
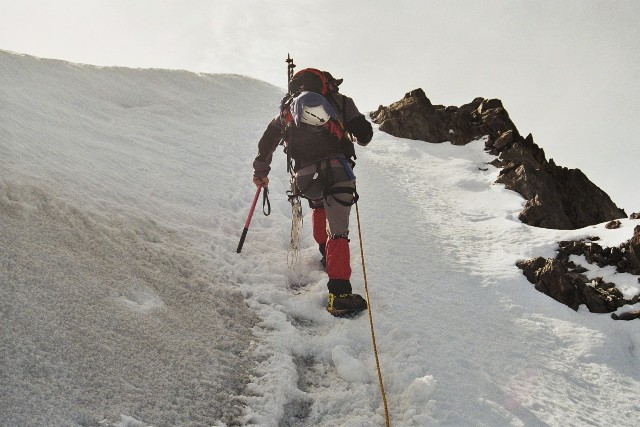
[370,88,627,230]
[371,89,637,316]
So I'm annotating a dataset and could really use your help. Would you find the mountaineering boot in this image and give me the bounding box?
[327,293,368,317]
[326,279,367,317]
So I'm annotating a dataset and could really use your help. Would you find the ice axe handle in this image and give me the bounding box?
[236,186,262,253]
[236,228,249,253]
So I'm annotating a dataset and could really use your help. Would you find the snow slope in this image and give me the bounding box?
[2,50,640,426]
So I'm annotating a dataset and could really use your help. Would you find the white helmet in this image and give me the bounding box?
[291,91,337,127]
[300,104,331,126]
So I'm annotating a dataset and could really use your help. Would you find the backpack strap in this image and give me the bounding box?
[278,94,295,174]
[327,93,357,167]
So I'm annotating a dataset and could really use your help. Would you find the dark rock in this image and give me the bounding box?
[516,257,546,283]
[584,242,607,267]
[568,263,589,274]
[605,220,622,229]
[630,212,640,219]
[519,235,640,313]
[528,258,581,310]
[370,89,494,146]
[612,310,640,321]
[558,240,588,260]
[492,129,517,152]
[371,89,627,230]
[609,247,624,265]
[627,226,640,274]
[580,278,623,313]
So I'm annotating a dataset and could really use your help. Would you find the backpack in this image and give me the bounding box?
[282,65,359,208]
[288,68,329,95]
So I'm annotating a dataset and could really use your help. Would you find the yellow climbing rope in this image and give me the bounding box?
[355,201,391,427]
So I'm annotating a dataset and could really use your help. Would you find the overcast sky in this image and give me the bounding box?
[1,0,638,211]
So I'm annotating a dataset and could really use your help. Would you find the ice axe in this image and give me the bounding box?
[236,186,270,253]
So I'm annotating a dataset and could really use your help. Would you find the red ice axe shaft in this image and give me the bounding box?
[236,186,262,253]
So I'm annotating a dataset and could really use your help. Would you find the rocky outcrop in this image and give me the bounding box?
[517,224,640,314]
[370,89,513,146]
[628,225,640,274]
[370,89,627,229]
[492,137,627,229]
[612,310,640,321]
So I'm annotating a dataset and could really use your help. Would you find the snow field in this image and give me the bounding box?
[2,50,640,426]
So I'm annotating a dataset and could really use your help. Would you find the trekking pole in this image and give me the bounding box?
[236,186,262,253]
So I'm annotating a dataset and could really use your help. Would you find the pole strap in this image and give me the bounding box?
[262,186,271,216]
